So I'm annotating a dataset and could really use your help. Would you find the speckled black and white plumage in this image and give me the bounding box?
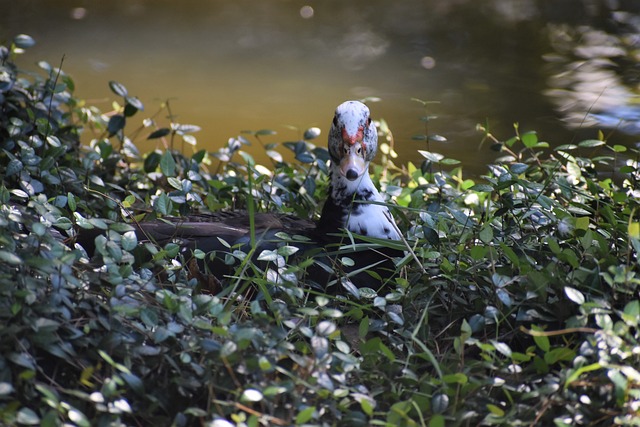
[318,101,400,241]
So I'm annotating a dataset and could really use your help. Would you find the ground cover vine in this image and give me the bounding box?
[0,35,639,427]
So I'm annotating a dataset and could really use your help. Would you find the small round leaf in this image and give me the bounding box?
[109,81,128,97]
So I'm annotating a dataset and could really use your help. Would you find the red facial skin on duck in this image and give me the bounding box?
[341,125,364,146]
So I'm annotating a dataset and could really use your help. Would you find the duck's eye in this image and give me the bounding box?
[343,146,349,155]
[356,145,362,155]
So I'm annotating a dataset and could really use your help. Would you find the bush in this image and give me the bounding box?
[0,35,639,426]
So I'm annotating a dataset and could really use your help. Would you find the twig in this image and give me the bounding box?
[520,326,598,337]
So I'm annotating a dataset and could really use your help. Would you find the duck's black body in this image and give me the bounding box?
[135,211,315,255]
[131,210,401,292]
[79,101,403,292]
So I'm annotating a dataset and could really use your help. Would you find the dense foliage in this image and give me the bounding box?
[1,35,639,426]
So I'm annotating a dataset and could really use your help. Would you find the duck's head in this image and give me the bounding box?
[328,101,378,182]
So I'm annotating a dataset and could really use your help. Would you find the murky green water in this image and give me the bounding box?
[2,0,639,174]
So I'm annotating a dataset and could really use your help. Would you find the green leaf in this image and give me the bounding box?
[160,150,176,177]
[174,124,201,134]
[257,250,278,262]
[418,150,444,163]
[521,131,538,148]
[153,193,172,215]
[88,218,108,229]
[578,139,605,148]
[432,393,449,414]
[566,161,581,178]
[164,243,180,257]
[564,286,585,305]
[36,117,52,135]
[564,362,602,388]
[460,318,472,342]
[107,114,126,136]
[622,300,640,326]
[556,144,578,151]
[360,397,374,416]
[220,341,237,358]
[544,347,575,365]
[469,184,494,192]
[277,245,299,257]
[486,404,505,417]
[10,189,29,199]
[14,34,36,49]
[340,256,355,267]
[546,236,561,255]
[429,414,445,427]
[304,127,321,140]
[296,406,316,424]
[359,317,369,338]
[167,177,182,190]
[491,340,512,357]
[148,128,171,139]
[448,207,473,226]
[442,373,468,385]
[258,356,273,371]
[531,325,550,352]
[0,382,14,397]
[6,158,23,176]
[16,407,40,425]
[192,149,206,164]
[575,216,590,231]
[67,192,77,211]
[611,144,627,153]
[500,243,520,268]
[361,337,395,361]
[239,151,255,165]
[109,223,134,233]
[479,226,493,244]
[510,163,528,174]
[109,80,128,97]
[0,250,21,265]
[121,231,138,251]
[428,134,448,143]
[125,95,144,113]
[122,194,136,208]
[121,373,145,395]
[67,408,91,427]
[440,157,460,165]
[470,245,486,260]
[8,352,35,369]
[240,389,263,403]
[144,151,162,172]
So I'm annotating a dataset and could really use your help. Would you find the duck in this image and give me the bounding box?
[317,100,401,242]
[82,101,404,292]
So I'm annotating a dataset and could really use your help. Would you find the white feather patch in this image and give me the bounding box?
[345,202,400,240]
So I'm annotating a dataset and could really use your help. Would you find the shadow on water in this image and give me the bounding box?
[1,0,639,175]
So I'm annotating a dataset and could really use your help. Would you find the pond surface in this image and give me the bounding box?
[2,0,639,174]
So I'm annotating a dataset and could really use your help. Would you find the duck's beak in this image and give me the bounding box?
[339,148,366,181]
[339,127,367,181]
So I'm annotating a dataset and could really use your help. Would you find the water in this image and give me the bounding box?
[2,0,639,175]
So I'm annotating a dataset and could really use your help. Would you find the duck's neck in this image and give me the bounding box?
[318,167,400,240]
[329,167,381,207]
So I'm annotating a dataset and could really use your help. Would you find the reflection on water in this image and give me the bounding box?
[545,10,640,136]
[1,0,639,174]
